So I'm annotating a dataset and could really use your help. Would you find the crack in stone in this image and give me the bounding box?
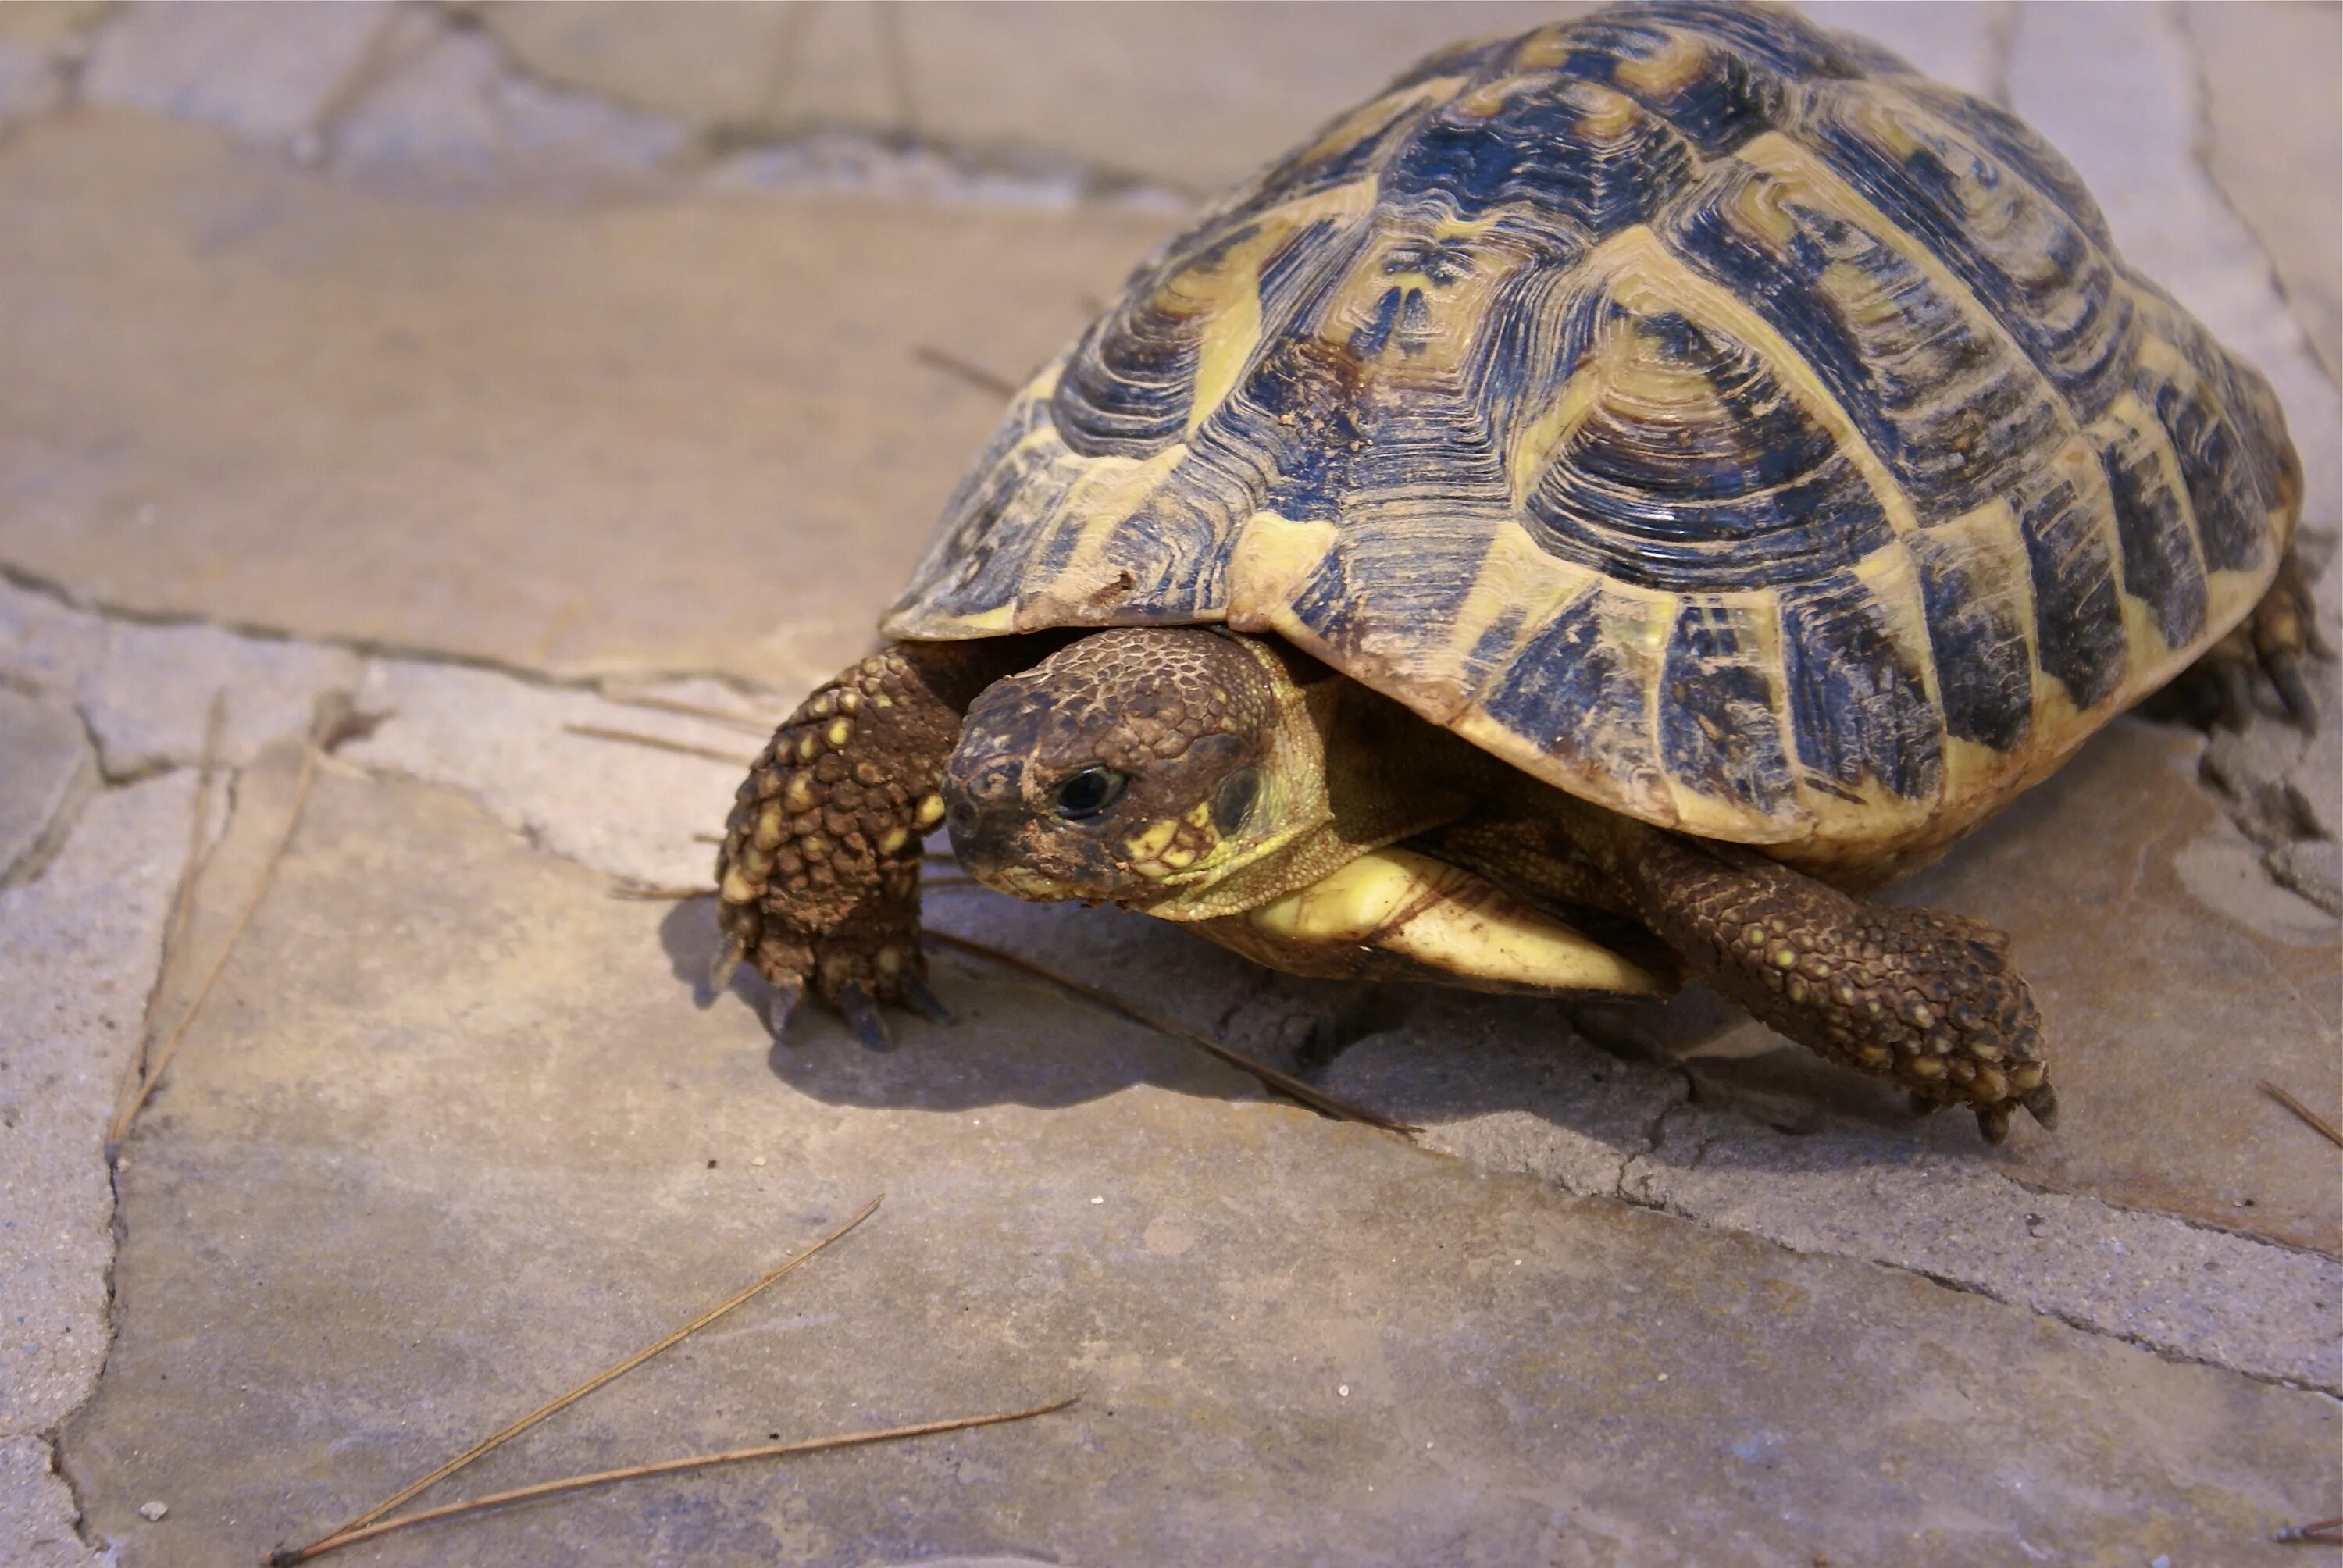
[2173,2,2341,397]
[1608,1149,2343,1396]
[0,558,783,704]
[1981,1,2019,110]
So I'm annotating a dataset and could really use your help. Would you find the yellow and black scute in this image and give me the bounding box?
[881,0,2300,879]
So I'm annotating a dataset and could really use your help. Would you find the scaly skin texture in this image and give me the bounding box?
[1599,821,2056,1142]
[715,640,1022,1035]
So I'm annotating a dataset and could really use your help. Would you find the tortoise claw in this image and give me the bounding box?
[2022,1082,2060,1130]
[708,942,743,996]
[2267,650,2316,730]
[902,975,958,1025]
[839,982,894,1051]
[764,978,804,1042]
[1974,1103,2012,1144]
[2213,657,2257,732]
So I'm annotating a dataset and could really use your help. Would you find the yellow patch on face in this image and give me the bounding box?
[1123,816,1181,868]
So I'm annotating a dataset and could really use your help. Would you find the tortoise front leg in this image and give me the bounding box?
[1603,823,2056,1142]
[715,640,1020,1047]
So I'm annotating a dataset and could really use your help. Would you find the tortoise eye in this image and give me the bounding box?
[1054,766,1128,821]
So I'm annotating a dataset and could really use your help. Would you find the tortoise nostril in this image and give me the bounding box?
[947,800,976,832]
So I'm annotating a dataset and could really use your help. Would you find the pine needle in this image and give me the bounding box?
[608,882,718,902]
[601,692,780,735]
[288,1197,883,1557]
[2258,1080,2343,1149]
[913,344,1019,399]
[268,1396,1076,1564]
[110,693,226,1148]
[922,930,1417,1135]
[564,724,758,766]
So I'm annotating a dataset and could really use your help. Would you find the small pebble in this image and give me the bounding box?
[1338,1384,1350,1397]
[1090,1196,1104,1204]
[138,1502,167,1522]
[751,1156,766,1167]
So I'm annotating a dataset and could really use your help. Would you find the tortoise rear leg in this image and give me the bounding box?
[715,640,1022,1047]
[1601,822,2055,1143]
[2184,544,2331,730]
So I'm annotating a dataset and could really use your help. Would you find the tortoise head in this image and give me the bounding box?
[940,628,1306,907]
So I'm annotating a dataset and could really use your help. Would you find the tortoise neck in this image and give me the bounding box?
[1132,638,1488,921]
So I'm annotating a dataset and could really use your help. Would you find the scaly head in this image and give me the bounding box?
[940,628,1328,910]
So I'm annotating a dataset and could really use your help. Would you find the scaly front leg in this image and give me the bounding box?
[715,640,1020,1047]
[1602,822,2056,1143]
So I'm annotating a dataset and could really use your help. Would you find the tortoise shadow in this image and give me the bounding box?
[656,889,1300,1113]
[654,728,2174,1153]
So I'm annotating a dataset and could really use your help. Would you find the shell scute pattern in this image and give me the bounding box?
[883,1,2298,868]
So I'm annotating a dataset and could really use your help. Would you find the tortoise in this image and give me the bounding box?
[714,0,2316,1142]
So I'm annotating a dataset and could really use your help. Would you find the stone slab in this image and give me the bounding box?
[60,769,2343,1565]
[0,112,1174,688]
[481,2,1578,194]
[0,689,93,888]
[0,579,362,779]
[344,657,776,891]
[0,1438,97,1568]
[0,772,194,1435]
[325,7,690,196]
[2190,1,2343,380]
[81,0,394,145]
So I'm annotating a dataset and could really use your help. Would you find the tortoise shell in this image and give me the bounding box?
[883,0,2301,875]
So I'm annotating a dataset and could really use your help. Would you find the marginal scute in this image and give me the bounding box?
[879,2,2299,870]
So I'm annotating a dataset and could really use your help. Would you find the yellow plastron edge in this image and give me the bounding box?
[1243,847,1667,997]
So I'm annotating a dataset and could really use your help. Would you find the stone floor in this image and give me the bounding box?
[2,5,2338,1566]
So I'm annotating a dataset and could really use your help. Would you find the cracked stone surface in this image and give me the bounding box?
[2191,1,2343,380]
[0,111,1173,689]
[323,5,692,196]
[81,0,394,144]
[476,2,1585,194]
[62,768,2343,1566]
[0,1438,95,1568]
[2,5,2339,1564]
[0,688,93,888]
[0,579,362,779]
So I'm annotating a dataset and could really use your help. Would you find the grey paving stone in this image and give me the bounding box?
[0,579,361,779]
[0,111,1173,686]
[1624,1108,2343,1392]
[0,689,93,888]
[480,2,1578,194]
[0,1438,98,1568]
[2189,1,2343,379]
[325,7,690,195]
[344,657,773,891]
[80,0,393,144]
[0,771,194,1436]
[61,769,2343,1566]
